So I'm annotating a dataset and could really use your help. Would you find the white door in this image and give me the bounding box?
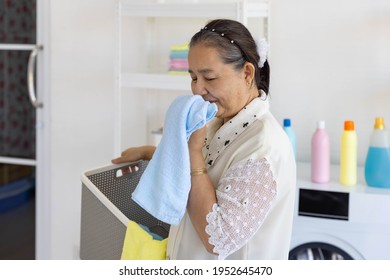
[0,0,49,259]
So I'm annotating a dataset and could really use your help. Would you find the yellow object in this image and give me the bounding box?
[340,120,357,186]
[170,42,189,51]
[121,220,168,260]
[374,117,385,130]
[167,71,189,76]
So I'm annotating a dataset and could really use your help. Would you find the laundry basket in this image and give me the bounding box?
[80,160,170,260]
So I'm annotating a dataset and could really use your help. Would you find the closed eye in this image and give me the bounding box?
[189,74,217,82]
[191,77,216,82]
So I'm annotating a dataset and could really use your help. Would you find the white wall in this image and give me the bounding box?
[48,0,116,259]
[46,0,390,259]
[269,0,390,165]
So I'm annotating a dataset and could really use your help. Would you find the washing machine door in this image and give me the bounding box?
[289,233,364,260]
[289,242,353,260]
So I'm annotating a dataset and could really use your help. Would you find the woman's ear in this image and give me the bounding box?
[243,62,256,84]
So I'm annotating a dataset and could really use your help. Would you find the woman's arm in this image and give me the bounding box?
[187,128,277,259]
[111,145,156,164]
[187,126,218,254]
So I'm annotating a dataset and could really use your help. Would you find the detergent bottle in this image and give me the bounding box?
[311,120,330,184]
[364,117,390,188]
[340,120,357,186]
[283,118,296,158]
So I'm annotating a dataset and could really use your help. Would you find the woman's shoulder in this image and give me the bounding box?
[240,112,290,148]
[231,113,294,163]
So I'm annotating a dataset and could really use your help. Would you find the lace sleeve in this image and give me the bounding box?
[205,158,277,260]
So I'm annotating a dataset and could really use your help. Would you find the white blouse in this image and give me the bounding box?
[166,97,296,260]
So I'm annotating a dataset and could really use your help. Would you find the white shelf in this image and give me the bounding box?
[120,0,268,19]
[296,161,390,195]
[121,73,191,91]
[115,0,270,154]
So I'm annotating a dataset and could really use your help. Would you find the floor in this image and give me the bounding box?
[0,193,35,260]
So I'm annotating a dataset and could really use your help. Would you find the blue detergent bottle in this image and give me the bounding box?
[283,118,296,158]
[364,117,390,188]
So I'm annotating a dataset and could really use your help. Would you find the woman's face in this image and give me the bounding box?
[188,43,255,124]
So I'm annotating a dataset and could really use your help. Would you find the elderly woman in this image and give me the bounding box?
[112,19,296,260]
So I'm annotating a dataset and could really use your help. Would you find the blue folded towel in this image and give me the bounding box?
[132,94,218,225]
[169,51,188,60]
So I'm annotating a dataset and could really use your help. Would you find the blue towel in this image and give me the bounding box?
[132,94,218,225]
[169,51,188,60]
[138,224,164,241]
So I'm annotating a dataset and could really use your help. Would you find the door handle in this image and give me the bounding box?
[27,45,43,108]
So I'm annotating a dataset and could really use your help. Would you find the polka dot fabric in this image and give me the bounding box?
[204,97,269,168]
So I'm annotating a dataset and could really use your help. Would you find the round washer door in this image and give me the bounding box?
[289,232,365,260]
[289,242,353,260]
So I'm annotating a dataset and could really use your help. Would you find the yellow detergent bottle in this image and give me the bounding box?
[340,120,357,186]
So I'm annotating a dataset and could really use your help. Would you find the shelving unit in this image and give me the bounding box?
[115,0,269,154]
[120,1,268,19]
[121,72,190,91]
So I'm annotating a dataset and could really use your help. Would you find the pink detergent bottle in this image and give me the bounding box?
[311,120,330,183]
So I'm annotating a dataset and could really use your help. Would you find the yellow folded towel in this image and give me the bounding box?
[170,42,189,51]
[120,220,168,260]
[167,70,190,76]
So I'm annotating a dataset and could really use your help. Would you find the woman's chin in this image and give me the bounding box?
[215,112,223,119]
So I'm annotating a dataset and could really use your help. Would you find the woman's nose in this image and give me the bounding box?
[192,81,208,96]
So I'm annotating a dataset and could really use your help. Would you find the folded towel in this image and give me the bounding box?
[170,43,189,51]
[169,51,188,60]
[132,94,218,225]
[167,70,190,76]
[120,220,167,260]
[169,60,189,70]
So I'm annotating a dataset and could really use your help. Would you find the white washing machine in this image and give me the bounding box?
[289,162,390,260]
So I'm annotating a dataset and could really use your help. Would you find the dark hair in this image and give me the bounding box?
[189,19,270,96]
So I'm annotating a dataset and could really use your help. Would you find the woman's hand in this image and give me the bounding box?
[111,145,156,164]
[188,125,207,154]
